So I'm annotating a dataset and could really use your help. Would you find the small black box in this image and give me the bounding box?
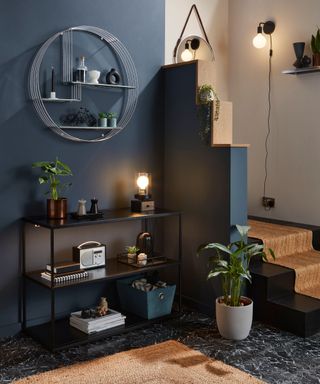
[131,199,155,212]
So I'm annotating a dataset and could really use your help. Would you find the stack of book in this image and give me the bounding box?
[70,309,126,334]
[41,261,88,284]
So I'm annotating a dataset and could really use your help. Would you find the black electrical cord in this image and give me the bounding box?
[263,34,273,210]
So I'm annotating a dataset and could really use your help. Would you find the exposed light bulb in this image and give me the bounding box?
[181,48,193,62]
[137,175,149,190]
[181,41,193,62]
[253,33,267,49]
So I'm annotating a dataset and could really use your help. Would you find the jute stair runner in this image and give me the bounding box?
[248,220,320,299]
[13,340,264,383]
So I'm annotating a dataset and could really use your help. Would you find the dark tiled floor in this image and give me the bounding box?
[1,311,320,383]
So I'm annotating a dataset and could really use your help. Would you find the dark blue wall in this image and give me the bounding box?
[163,62,248,314]
[0,0,165,337]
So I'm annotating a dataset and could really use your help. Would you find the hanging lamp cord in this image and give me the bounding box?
[263,34,273,210]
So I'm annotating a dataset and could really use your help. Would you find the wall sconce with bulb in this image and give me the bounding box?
[181,38,200,62]
[173,4,214,63]
[131,172,155,212]
[252,21,275,52]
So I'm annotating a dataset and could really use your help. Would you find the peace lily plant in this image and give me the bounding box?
[198,224,275,340]
[198,224,274,306]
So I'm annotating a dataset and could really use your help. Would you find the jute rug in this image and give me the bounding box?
[249,219,320,299]
[13,340,264,384]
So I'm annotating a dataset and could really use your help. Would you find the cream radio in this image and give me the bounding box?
[73,241,106,269]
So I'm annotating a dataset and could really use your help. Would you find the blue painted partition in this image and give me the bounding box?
[162,62,248,314]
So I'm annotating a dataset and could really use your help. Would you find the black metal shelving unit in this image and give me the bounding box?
[22,208,182,351]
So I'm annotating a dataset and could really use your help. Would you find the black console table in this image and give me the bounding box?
[22,208,182,351]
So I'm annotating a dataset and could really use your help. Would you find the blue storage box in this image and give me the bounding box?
[117,277,176,320]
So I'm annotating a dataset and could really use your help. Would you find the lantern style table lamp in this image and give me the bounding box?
[131,172,155,212]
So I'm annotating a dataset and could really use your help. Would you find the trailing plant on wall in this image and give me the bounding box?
[197,84,220,145]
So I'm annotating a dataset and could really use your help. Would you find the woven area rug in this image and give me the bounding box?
[13,340,264,384]
[248,219,320,299]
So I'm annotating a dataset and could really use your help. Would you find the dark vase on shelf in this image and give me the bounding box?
[47,198,68,219]
[292,42,312,68]
[293,42,305,68]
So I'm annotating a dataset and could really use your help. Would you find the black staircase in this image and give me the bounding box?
[249,216,320,337]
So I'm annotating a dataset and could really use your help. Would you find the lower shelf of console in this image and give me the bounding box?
[24,310,180,351]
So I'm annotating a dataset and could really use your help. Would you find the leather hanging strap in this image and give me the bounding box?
[173,4,214,61]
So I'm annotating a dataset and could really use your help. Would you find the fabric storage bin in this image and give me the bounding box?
[117,277,176,320]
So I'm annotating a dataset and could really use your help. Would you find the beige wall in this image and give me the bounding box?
[229,0,320,225]
[165,0,229,99]
[165,0,320,225]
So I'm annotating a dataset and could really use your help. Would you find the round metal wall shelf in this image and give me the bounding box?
[29,26,139,143]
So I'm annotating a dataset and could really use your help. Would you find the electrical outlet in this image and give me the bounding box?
[262,196,275,209]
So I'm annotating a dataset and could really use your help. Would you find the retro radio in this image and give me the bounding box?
[73,241,106,269]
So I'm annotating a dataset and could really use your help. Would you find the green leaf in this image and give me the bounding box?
[38,176,48,184]
[268,248,276,260]
[235,225,250,238]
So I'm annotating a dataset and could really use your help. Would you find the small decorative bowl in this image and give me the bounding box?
[87,70,101,84]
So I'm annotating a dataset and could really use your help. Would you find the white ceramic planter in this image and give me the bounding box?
[99,118,107,127]
[215,296,253,340]
[108,117,117,128]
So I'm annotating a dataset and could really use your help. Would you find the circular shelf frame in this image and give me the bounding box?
[29,25,139,143]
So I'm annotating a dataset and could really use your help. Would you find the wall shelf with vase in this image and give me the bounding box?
[29,26,139,143]
[282,66,320,75]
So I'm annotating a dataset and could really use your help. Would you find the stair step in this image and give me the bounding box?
[250,261,295,300]
[248,217,320,337]
[270,292,320,313]
[268,293,320,337]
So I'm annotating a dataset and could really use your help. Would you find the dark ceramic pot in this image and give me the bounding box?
[47,198,68,219]
[313,53,320,66]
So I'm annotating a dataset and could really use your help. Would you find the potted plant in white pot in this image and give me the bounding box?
[125,245,140,263]
[198,225,274,340]
[32,158,72,219]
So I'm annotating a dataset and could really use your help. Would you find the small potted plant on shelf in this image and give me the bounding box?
[311,28,320,66]
[98,112,108,127]
[197,224,275,340]
[126,245,140,263]
[32,158,73,219]
[107,112,117,128]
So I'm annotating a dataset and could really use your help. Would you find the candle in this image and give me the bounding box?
[51,66,55,92]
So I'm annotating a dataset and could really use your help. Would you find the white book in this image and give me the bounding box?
[70,318,125,334]
[70,315,126,331]
[41,271,88,283]
[70,309,122,324]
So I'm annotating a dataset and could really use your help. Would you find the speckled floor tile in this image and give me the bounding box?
[1,311,320,383]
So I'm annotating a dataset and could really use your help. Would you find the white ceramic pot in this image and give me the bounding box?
[107,117,117,128]
[87,70,101,84]
[99,118,107,127]
[215,296,253,340]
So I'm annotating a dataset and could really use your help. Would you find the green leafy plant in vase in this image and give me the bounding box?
[98,112,108,127]
[311,28,320,66]
[107,112,117,128]
[32,158,73,219]
[197,84,220,145]
[125,245,140,263]
[198,224,275,340]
